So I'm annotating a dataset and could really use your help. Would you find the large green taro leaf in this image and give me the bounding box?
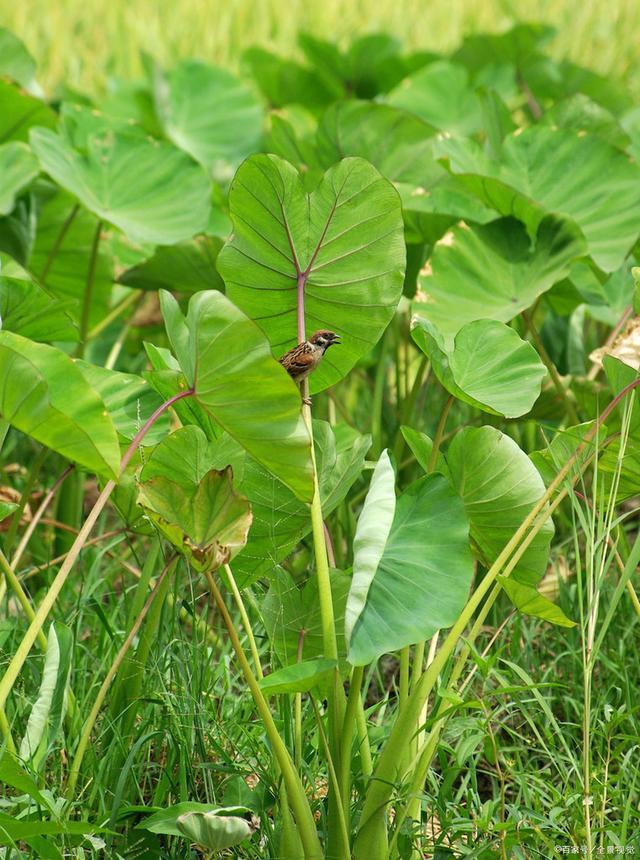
[29,122,211,244]
[137,428,252,573]
[210,421,369,584]
[413,216,585,340]
[160,289,313,502]
[316,101,438,186]
[218,154,405,393]
[346,451,473,665]
[0,142,38,215]
[75,361,170,445]
[118,236,224,294]
[435,127,640,271]
[411,317,546,417]
[0,331,120,478]
[28,188,113,329]
[154,60,263,183]
[386,60,483,136]
[0,81,56,143]
[0,254,77,341]
[446,427,554,588]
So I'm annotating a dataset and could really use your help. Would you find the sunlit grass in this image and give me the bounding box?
[3,0,640,94]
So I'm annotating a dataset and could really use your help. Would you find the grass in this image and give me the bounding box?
[3,0,640,95]
[6,452,639,856]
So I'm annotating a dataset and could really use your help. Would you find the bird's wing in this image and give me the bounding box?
[279,344,315,376]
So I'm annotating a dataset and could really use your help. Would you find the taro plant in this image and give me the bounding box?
[0,20,639,860]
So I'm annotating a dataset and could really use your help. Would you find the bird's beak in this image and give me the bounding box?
[332,334,342,344]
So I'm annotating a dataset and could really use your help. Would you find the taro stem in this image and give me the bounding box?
[281,203,345,857]
[76,219,103,358]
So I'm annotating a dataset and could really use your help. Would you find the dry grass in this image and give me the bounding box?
[2,0,640,95]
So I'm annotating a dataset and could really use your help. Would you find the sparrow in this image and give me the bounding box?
[279,330,341,403]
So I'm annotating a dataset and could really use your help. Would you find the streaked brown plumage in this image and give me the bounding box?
[279,330,341,388]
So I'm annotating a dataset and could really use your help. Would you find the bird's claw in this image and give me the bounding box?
[303,397,312,407]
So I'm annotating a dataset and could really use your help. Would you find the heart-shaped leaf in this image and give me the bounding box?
[0,142,38,215]
[413,216,585,339]
[0,254,77,342]
[446,426,554,587]
[218,154,405,393]
[0,331,120,478]
[346,451,473,665]
[435,127,640,271]
[159,290,313,501]
[411,317,546,417]
[154,60,263,183]
[30,120,211,244]
[138,427,252,572]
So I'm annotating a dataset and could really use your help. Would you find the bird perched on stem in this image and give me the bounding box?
[279,330,341,403]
